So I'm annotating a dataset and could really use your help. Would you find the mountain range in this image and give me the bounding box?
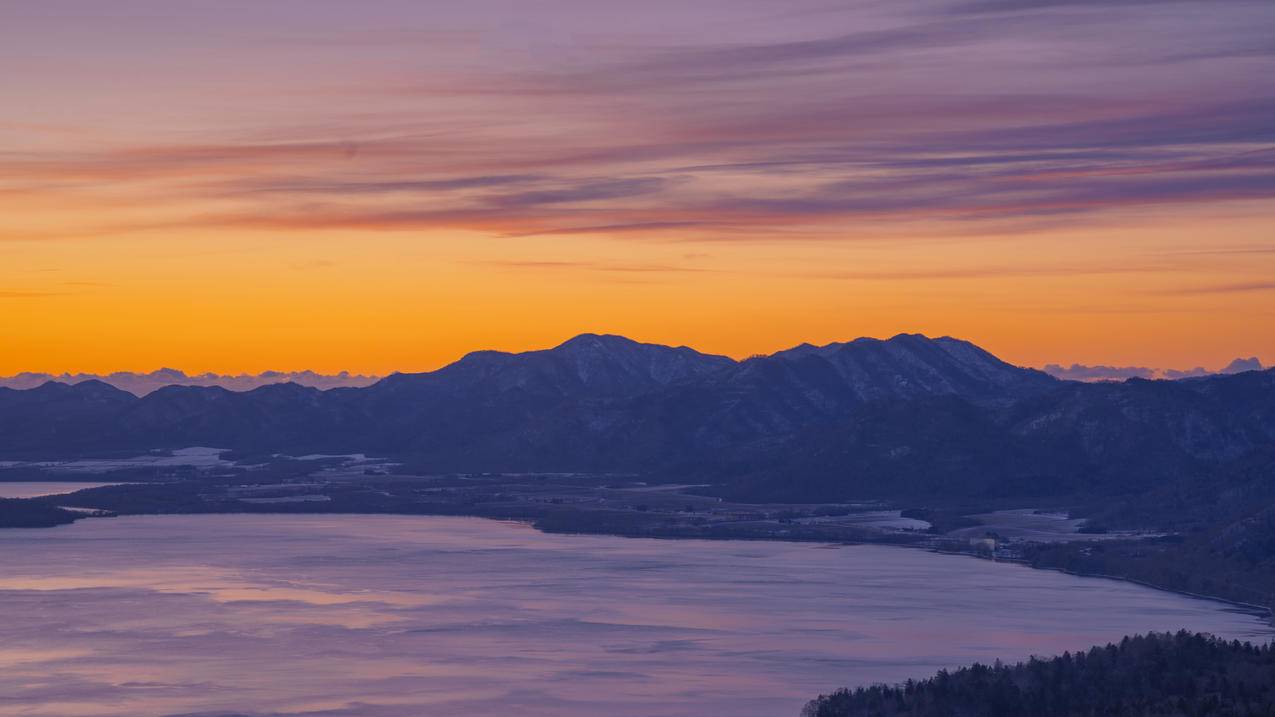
[2,333,1272,505]
[0,368,379,396]
[4,350,1262,396]
[1042,357,1265,382]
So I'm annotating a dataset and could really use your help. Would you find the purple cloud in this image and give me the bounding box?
[2,0,1272,242]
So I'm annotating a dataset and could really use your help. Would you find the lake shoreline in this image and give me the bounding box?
[6,496,1271,625]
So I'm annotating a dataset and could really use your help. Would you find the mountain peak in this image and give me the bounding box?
[777,333,958,358]
[761,332,1052,403]
[27,378,135,403]
[150,367,188,379]
[554,333,643,353]
[1222,357,1264,374]
[548,333,734,390]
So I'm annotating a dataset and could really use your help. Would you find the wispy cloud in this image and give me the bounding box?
[2,0,1273,245]
[471,259,712,275]
[953,0,1263,14]
[805,262,1167,281]
[1158,281,1275,295]
[0,290,66,299]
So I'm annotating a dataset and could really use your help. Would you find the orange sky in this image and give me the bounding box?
[2,1,1273,375]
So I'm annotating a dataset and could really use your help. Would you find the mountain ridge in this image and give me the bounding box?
[0,332,1045,456]
[1,333,1272,510]
[9,333,1262,395]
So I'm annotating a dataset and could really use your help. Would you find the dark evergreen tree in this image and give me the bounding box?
[802,632,1275,717]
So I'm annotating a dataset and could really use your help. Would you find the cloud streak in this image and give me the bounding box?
[2,0,1273,247]
[1158,281,1275,296]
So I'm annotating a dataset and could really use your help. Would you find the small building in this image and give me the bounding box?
[970,534,999,554]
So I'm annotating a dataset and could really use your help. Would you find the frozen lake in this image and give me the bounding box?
[0,482,120,499]
[0,514,1268,717]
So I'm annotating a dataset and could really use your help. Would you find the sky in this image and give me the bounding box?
[2,0,1273,374]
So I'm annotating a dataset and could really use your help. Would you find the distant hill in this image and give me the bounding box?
[1042,356,1265,382]
[802,631,1275,717]
[720,366,1275,502]
[1,333,1273,511]
[0,368,379,396]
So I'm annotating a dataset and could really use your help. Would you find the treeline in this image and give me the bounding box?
[802,632,1275,717]
[1022,533,1275,613]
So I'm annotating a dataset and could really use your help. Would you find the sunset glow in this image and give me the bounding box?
[3,0,1273,374]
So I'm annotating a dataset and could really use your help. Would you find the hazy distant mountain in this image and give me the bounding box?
[1222,357,1265,374]
[2,333,1272,508]
[1042,356,1265,382]
[0,368,380,396]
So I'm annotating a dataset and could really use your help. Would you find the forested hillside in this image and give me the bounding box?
[802,632,1275,717]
